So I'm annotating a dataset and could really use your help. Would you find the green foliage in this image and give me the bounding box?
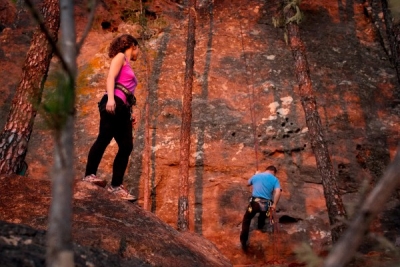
[121,8,142,25]
[76,64,95,89]
[284,0,304,24]
[40,70,75,131]
[119,0,169,39]
[272,0,303,29]
[272,0,304,45]
[147,16,168,31]
[389,0,400,24]
[373,234,398,252]
[119,0,145,25]
[92,0,169,38]
[272,15,286,28]
[294,243,323,267]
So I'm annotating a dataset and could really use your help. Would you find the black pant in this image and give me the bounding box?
[240,201,268,244]
[85,95,133,187]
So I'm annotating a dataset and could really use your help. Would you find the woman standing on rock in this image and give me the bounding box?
[83,34,139,201]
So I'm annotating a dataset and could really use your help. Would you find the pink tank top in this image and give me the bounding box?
[114,57,138,104]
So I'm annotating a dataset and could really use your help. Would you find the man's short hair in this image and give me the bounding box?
[266,165,277,174]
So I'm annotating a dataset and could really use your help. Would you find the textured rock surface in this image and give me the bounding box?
[0,176,231,267]
[0,220,152,267]
[1,0,400,266]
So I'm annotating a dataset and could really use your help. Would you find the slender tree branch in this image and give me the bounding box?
[323,146,400,267]
[76,0,98,54]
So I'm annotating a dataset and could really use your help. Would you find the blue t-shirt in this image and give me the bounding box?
[249,172,280,200]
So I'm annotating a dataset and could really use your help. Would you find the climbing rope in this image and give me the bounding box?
[265,207,284,265]
[235,0,260,172]
[235,1,284,263]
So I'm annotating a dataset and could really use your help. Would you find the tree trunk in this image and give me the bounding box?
[47,117,75,267]
[283,2,347,242]
[177,0,196,231]
[46,0,77,265]
[381,0,400,98]
[0,0,59,175]
[143,53,151,211]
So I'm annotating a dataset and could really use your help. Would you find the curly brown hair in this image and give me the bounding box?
[108,34,139,58]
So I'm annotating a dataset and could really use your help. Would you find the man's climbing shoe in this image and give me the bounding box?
[82,174,107,188]
[107,184,137,201]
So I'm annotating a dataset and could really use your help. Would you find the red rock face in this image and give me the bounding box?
[0,0,16,26]
[1,0,400,266]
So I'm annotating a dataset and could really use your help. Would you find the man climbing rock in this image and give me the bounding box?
[240,165,281,251]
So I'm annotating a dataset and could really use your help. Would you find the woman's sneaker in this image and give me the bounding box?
[107,185,136,201]
[82,174,107,188]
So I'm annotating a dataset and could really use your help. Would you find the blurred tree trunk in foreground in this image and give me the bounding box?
[46,0,96,265]
[323,148,400,267]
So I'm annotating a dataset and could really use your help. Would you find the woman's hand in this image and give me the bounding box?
[106,98,116,114]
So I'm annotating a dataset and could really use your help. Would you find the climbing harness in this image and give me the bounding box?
[247,197,272,213]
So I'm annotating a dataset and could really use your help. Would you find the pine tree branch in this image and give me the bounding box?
[76,0,98,54]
